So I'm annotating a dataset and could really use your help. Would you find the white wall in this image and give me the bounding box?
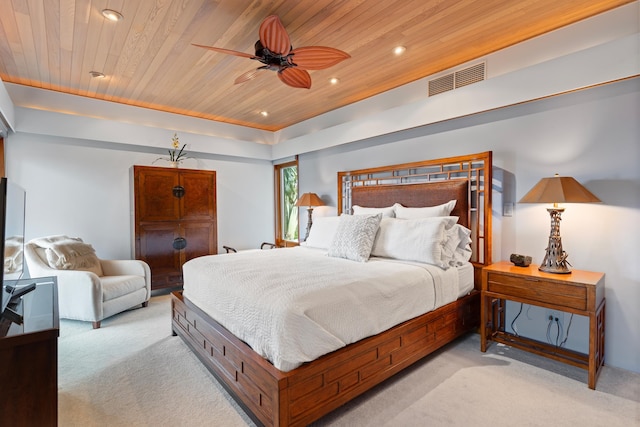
[6,133,274,259]
[297,78,640,373]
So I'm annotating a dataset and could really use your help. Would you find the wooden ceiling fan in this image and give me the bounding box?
[193,15,350,89]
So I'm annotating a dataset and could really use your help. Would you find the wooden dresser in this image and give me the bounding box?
[0,277,59,426]
[133,166,217,290]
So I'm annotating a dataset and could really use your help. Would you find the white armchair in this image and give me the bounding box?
[24,238,151,329]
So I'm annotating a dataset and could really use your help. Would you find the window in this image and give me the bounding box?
[274,159,298,246]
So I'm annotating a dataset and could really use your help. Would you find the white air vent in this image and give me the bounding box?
[428,62,486,96]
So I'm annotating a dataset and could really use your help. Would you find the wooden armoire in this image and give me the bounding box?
[133,165,217,290]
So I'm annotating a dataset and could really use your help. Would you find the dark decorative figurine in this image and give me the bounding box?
[510,253,532,267]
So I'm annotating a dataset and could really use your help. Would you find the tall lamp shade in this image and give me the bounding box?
[295,193,325,241]
[519,174,601,274]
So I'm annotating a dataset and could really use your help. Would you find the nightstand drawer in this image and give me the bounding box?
[486,272,587,310]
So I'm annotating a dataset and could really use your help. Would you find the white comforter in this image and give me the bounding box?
[182,246,470,372]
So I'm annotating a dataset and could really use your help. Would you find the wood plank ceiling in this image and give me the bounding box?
[0,0,632,132]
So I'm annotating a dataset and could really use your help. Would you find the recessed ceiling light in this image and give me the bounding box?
[329,77,340,85]
[260,111,269,117]
[102,9,124,22]
[393,46,406,56]
[89,71,105,78]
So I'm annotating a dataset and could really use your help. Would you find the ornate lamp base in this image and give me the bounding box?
[303,207,314,241]
[539,207,571,274]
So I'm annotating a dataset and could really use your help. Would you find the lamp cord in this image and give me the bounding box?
[510,303,523,336]
[559,313,574,347]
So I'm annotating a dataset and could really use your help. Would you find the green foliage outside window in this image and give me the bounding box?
[282,166,298,241]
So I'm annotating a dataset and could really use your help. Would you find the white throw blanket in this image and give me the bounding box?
[28,235,101,274]
[29,235,94,259]
[183,246,467,372]
[4,235,23,274]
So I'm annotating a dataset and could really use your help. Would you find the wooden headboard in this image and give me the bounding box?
[351,180,469,228]
[338,151,492,288]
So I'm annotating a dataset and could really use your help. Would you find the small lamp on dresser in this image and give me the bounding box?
[519,174,601,274]
[295,193,325,241]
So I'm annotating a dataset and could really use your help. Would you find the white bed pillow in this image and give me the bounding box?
[453,244,473,265]
[443,224,473,266]
[327,214,382,262]
[371,216,458,268]
[393,200,456,219]
[352,205,395,218]
[302,216,341,249]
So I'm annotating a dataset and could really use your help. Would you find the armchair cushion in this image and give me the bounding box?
[100,275,147,302]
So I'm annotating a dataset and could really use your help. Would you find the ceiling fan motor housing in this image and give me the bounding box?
[254,40,294,70]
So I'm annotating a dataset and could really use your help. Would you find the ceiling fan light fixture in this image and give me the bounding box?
[89,71,105,78]
[393,46,406,56]
[102,9,124,22]
[193,15,350,89]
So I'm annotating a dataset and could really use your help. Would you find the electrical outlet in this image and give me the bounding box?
[545,309,564,323]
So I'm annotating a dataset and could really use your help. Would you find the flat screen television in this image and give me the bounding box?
[0,177,33,335]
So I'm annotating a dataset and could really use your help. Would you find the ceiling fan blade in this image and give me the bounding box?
[278,67,311,89]
[259,15,291,56]
[234,68,264,85]
[290,46,351,70]
[191,44,255,59]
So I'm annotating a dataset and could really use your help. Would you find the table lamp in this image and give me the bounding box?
[519,174,601,274]
[295,193,325,241]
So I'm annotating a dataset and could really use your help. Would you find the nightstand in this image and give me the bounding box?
[480,261,605,389]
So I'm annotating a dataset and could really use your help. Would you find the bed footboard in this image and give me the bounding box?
[171,290,480,427]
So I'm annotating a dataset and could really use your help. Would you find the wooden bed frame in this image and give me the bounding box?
[171,151,492,426]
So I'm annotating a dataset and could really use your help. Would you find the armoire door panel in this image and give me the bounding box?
[137,223,182,289]
[182,222,217,262]
[134,167,181,222]
[180,172,217,220]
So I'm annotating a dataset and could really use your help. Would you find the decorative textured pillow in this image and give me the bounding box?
[371,216,459,268]
[393,200,457,219]
[327,214,382,262]
[302,216,341,249]
[352,205,395,218]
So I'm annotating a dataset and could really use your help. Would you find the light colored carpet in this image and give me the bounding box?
[58,295,639,426]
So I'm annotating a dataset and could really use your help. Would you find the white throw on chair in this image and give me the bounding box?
[24,235,151,329]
